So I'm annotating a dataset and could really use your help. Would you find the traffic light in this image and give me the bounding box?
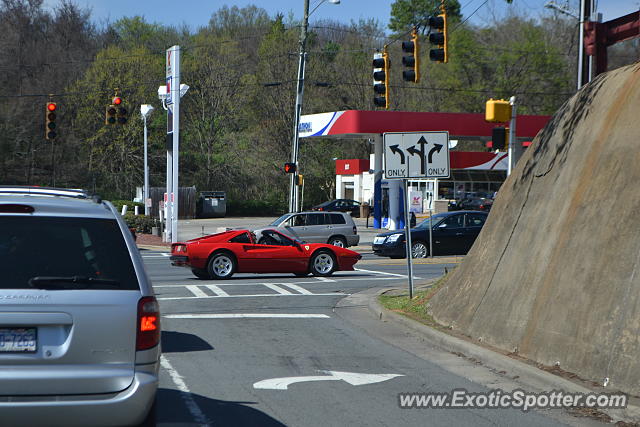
[428,7,448,63]
[45,102,57,140]
[113,97,127,124]
[402,28,420,83]
[372,48,389,109]
[492,127,508,151]
[105,105,117,125]
[485,99,512,122]
[297,174,304,186]
[284,163,297,173]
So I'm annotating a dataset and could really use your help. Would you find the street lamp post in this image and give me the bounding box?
[544,0,595,90]
[288,0,340,213]
[140,104,154,216]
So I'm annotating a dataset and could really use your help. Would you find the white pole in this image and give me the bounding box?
[171,46,181,243]
[403,180,414,299]
[578,0,585,90]
[165,142,172,241]
[508,96,517,174]
[143,115,149,216]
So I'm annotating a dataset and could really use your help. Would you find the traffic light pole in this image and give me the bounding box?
[289,0,310,213]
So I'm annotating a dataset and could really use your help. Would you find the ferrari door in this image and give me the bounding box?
[240,232,306,273]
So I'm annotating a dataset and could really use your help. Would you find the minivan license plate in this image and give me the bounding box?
[0,328,37,352]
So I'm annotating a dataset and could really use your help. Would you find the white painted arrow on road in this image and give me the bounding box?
[253,370,403,390]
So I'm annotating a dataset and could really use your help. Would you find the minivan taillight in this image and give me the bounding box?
[353,226,357,234]
[136,296,160,351]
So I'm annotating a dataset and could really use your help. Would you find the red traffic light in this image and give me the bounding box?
[47,103,56,112]
[284,163,297,173]
[112,97,122,105]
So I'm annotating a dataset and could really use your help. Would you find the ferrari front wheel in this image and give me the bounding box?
[207,252,236,279]
[310,251,335,277]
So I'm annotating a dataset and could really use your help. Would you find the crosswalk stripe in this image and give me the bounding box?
[262,283,293,295]
[205,284,230,297]
[165,313,330,319]
[280,283,313,295]
[186,285,207,298]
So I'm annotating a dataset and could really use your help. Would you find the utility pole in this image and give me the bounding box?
[289,0,310,213]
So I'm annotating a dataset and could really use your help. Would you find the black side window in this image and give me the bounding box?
[290,215,306,227]
[330,214,346,225]
[465,214,486,227]
[442,215,464,229]
[229,232,251,243]
[307,213,325,225]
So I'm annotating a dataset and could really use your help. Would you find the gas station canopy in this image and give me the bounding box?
[299,110,551,140]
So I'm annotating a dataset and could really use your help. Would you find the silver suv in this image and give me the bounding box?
[266,211,360,247]
[0,187,159,427]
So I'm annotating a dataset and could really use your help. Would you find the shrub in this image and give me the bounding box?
[123,213,159,234]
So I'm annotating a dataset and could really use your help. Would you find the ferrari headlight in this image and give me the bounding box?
[386,234,403,243]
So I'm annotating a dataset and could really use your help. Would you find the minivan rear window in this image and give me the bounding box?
[0,216,139,290]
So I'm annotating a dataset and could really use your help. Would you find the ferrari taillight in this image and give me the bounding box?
[173,244,187,253]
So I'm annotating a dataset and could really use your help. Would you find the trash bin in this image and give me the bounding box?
[198,191,226,218]
[359,202,370,218]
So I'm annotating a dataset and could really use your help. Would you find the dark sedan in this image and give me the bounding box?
[312,199,361,217]
[372,211,488,258]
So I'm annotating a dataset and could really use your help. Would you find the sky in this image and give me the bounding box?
[43,0,639,31]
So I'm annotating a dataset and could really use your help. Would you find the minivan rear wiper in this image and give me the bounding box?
[28,276,120,290]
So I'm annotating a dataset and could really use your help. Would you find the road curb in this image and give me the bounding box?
[349,286,640,424]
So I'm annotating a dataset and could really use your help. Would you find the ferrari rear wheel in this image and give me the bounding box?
[207,252,236,279]
[191,268,211,280]
[310,251,336,277]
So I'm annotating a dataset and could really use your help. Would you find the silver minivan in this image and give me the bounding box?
[267,211,360,247]
[0,187,159,427]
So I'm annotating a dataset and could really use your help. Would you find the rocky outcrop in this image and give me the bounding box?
[430,63,640,395]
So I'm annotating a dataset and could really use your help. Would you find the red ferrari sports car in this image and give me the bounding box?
[170,228,362,279]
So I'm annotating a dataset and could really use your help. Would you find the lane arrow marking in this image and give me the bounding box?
[253,370,404,390]
[389,145,405,164]
[428,143,443,163]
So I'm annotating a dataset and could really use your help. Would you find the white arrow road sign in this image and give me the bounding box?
[384,131,450,179]
[253,370,404,390]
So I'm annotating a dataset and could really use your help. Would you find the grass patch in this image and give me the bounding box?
[378,274,450,329]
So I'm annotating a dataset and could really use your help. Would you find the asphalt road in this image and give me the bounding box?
[141,249,589,427]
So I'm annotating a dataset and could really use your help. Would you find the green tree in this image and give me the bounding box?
[389,0,461,34]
